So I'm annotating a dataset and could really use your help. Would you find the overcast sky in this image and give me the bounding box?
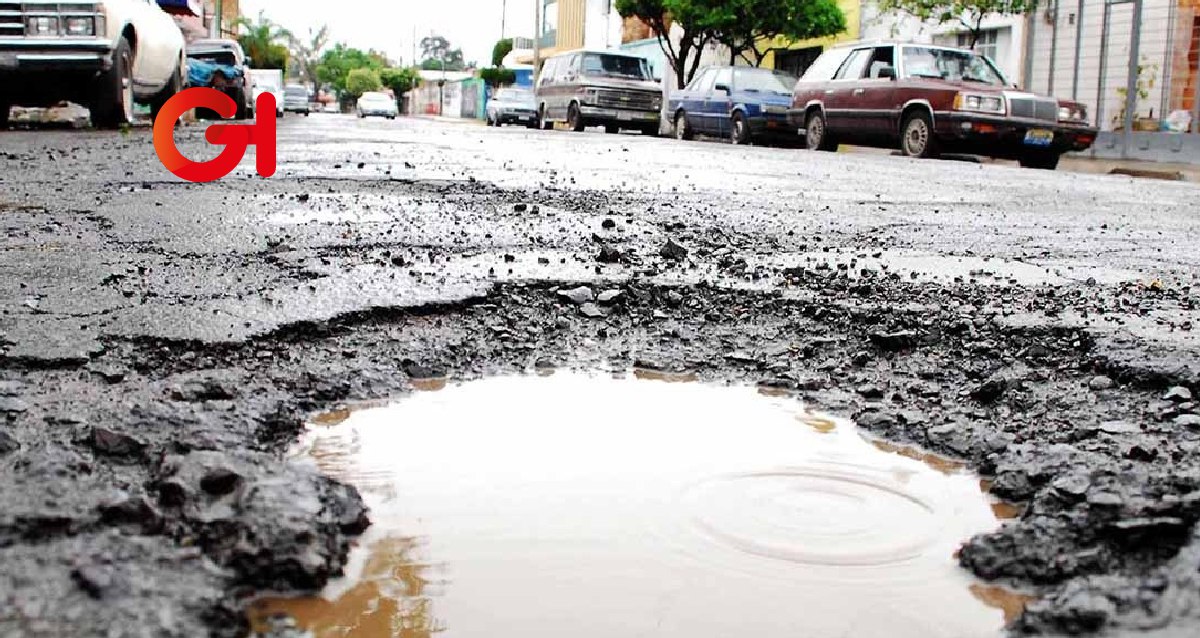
[240,0,537,67]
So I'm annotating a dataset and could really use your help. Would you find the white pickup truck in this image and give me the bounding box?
[0,0,186,128]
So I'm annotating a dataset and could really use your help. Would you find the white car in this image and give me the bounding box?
[356,91,397,119]
[0,0,187,129]
[249,68,285,118]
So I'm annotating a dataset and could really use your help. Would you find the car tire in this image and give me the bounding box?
[567,102,585,132]
[526,120,538,129]
[900,111,939,159]
[1019,151,1060,170]
[149,63,183,126]
[0,101,9,130]
[604,124,619,134]
[538,105,553,130]
[731,112,750,145]
[641,125,658,137]
[674,111,693,141]
[230,86,249,120]
[805,110,836,152]
[91,36,134,129]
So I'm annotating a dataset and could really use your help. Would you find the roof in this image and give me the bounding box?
[826,39,973,53]
[543,48,648,60]
[187,39,243,53]
[416,70,475,82]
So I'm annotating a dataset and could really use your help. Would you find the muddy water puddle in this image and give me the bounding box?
[250,373,1022,637]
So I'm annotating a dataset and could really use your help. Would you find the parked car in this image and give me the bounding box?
[186,39,254,120]
[536,49,661,135]
[284,84,311,116]
[0,0,186,129]
[486,87,537,127]
[356,91,397,119]
[789,41,1098,169]
[670,66,799,145]
[248,69,284,118]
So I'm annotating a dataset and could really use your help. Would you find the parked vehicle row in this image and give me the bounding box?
[524,42,1099,170]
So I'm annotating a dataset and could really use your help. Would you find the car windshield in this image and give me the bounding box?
[188,51,237,66]
[901,46,1006,85]
[496,89,532,102]
[285,87,307,98]
[735,69,797,95]
[580,54,650,80]
[361,93,390,103]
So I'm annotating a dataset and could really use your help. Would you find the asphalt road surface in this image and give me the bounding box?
[1,114,1199,637]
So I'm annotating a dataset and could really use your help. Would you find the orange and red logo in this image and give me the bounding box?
[152,88,277,183]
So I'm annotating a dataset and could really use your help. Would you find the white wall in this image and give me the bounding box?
[583,0,623,49]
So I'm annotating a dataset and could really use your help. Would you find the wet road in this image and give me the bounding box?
[1,114,1199,637]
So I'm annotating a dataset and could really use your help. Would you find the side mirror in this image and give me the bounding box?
[714,83,731,95]
[878,66,896,80]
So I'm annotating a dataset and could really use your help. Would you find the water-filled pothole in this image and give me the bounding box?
[249,372,1026,637]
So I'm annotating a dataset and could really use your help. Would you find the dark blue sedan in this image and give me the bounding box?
[668,66,800,145]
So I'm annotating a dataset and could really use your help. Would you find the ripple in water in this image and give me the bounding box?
[249,373,1022,637]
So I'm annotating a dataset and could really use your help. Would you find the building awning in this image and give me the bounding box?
[156,0,202,17]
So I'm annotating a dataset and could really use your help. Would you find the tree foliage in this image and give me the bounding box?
[713,0,847,67]
[875,0,1033,47]
[345,68,382,97]
[479,67,517,87]
[420,34,466,71]
[236,11,291,71]
[288,25,330,96]
[380,67,420,96]
[492,38,514,67]
[615,0,712,89]
[317,44,384,97]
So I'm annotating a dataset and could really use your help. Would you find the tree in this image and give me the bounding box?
[479,67,517,87]
[380,67,420,98]
[316,43,383,97]
[875,0,1033,48]
[419,34,466,71]
[345,68,382,97]
[492,38,514,67]
[615,0,720,90]
[235,11,291,71]
[712,0,847,67]
[289,25,330,97]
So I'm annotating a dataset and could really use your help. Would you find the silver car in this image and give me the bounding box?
[356,91,397,119]
[284,85,310,116]
[486,88,537,128]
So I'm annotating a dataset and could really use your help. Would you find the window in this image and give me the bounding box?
[901,46,1006,86]
[801,48,852,81]
[565,54,581,78]
[958,29,1000,62]
[733,69,798,94]
[866,46,896,79]
[834,48,872,80]
[686,69,714,92]
[713,68,733,90]
[580,54,651,80]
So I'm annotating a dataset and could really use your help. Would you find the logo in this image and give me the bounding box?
[153,88,277,183]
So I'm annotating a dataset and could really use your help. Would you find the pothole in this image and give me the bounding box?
[249,372,1025,637]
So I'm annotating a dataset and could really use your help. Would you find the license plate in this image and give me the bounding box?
[618,112,633,121]
[1024,129,1054,147]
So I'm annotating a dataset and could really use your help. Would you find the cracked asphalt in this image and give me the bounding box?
[2,114,1200,637]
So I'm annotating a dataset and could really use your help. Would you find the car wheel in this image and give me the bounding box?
[805,111,835,151]
[567,103,585,132]
[229,87,249,120]
[641,124,658,137]
[0,101,9,130]
[91,36,134,129]
[149,63,183,125]
[604,124,619,134]
[731,112,750,145]
[674,111,693,141]
[538,105,553,130]
[1019,151,1061,170]
[900,111,939,159]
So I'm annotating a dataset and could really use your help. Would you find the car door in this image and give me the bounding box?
[537,58,557,119]
[707,68,734,137]
[682,69,714,132]
[557,54,581,119]
[857,45,900,136]
[130,0,172,90]
[823,48,872,137]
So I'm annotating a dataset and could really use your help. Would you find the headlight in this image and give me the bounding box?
[651,96,662,110]
[63,16,95,36]
[583,89,599,105]
[953,92,1005,115]
[26,16,60,36]
[1058,104,1088,124]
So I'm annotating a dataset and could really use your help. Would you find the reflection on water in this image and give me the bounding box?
[872,439,967,475]
[970,584,1037,625]
[632,368,698,383]
[409,377,447,392]
[256,374,1021,637]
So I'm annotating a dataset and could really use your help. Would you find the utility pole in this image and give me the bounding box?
[501,0,507,40]
[533,0,541,83]
[213,0,223,38]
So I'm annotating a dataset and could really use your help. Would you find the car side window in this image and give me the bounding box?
[692,70,716,93]
[684,70,709,92]
[713,68,733,91]
[565,54,580,79]
[866,46,896,79]
[834,49,872,80]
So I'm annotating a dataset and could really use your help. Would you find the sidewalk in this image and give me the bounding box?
[409,114,485,126]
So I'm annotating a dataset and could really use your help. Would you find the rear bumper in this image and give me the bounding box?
[496,109,536,123]
[936,112,1098,156]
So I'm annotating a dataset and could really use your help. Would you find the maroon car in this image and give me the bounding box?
[789,41,1097,169]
